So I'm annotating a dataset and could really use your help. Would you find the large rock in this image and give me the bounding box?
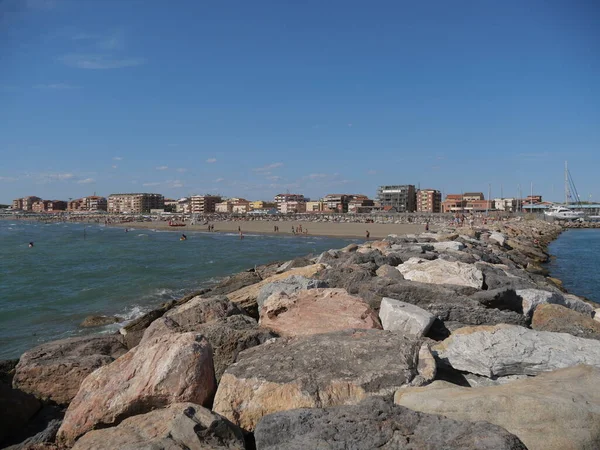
[0,382,41,443]
[260,288,381,337]
[210,271,261,296]
[433,324,600,377]
[516,288,566,317]
[71,403,246,450]
[506,238,548,262]
[375,264,404,279]
[395,365,600,450]
[226,264,326,317]
[398,258,484,289]
[430,241,465,252]
[213,329,434,431]
[471,288,523,313]
[2,405,63,450]
[378,297,435,337]
[532,303,600,340]
[57,332,216,446]
[489,232,507,247]
[12,335,127,405]
[165,295,245,328]
[256,275,328,311]
[255,396,526,450]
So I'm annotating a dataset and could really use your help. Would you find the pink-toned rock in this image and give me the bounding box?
[57,332,216,447]
[259,288,382,337]
[370,240,391,252]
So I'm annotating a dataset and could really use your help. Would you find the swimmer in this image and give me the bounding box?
[28,242,34,248]
[180,234,187,241]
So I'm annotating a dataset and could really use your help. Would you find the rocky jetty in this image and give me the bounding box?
[4,218,600,450]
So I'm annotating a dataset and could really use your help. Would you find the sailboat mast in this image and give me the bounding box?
[565,161,569,205]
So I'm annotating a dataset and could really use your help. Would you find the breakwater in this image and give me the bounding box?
[2,218,600,450]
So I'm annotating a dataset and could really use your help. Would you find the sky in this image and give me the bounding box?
[0,0,598,204]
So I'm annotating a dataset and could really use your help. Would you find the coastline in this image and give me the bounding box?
[3,218,600,449]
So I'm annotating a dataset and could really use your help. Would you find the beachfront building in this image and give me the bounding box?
[416,189,442,213]
[376,185,416,212]
[32,200,50,213]
[190,195,222,214]
[305,201,325,213]
[279,201,307,214]
[11,198,24,210]
[442,193,492,213]
[14,196,42,211]
[107,193,164,214]
[494,198,518,212]
[250,201,277,211]
[68,196,107,212]
[274,193,306,212]
[441,194,466,213]
[348,197,375,213]
[175,198,191,214]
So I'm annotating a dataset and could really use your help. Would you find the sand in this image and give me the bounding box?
[111,220,430,239]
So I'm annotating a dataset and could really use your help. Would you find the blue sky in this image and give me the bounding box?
[1,0,598,204]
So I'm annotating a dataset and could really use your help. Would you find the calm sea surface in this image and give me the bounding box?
[0,220,355,359]
[546,228,600,305]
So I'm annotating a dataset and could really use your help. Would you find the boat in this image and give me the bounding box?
[544,205,584,220]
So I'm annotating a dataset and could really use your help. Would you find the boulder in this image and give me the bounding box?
[255,396,526,450]
[395,365,600,450]
[210,271,262,296]
[80,315,122,328]
[532,303,600,340]
[369,240,391,252]
[12,335,127,405]
[226,264,326,317]
[165,295,245,328]
[119,303,175,349]
[430,241,465,252]
[470,288,523,313]
[595,308,600,323]
[0,358,18,384]
[71,403,246,450]
[398,258,484,289]
[375,264,404,279]
[340,243,359,252]
[562,293,596,316]
[213,329,434,431]
[432,324,600,377]
[0,382,41,442]
[2,405,63,450]
[516,288,566,316]
[505,238,548,262]
[489,232,507,247]
[275,257,313,274]
[378,297,435,337]
[57,332,216,446]
[260,288,382,337]
[256,275,328,311]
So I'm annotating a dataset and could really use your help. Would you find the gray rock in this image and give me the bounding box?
[433,324,600,377]
[395,365,600,450]
[165,295,246,328]
[532,303,600,340]
[375,264,404,279]
[516,288,566,317]
[0,358,18,385]
[12,335,127,405]
[430,241,465,252]
[398,257,484,289]
[255,397,527,450]
[80,315,122,328]
[2,404,63,449]
[275,257,313,273]
[489,232,507,247]
[213,329,434,430]
[210,271,262,296]
[71,402,246,450]
[471,288,523,313]
[562,293,595,316]
[379,297,435,337]
[256,275,329,310]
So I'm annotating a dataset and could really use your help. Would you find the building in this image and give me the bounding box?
[190,195,222,214]
[250,201,277,210]
[305,201,325,213]
[48,200,67,212]
[274,194,306,212]
[376,185,416,212]
[441,194,466,213]
[11,198,23,210]
[107,193,164,214]
[348,197,375,213]
[463,192,485,201]
[416,189,442,213]
[232,201,250,214]
[442,193,493,213]
[279,201,307,214]
[68,196,107,212]
[175,198,191,214]
[215,201,234,213]
[32,200,50,213]
[16,196,42,211]
[494,198,518,212]
[323,194,352,213]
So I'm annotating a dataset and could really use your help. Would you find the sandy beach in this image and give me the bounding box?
[111,220,430,239]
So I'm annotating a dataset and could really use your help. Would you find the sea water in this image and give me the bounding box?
[546,228,600,305]
[0,221,355,359]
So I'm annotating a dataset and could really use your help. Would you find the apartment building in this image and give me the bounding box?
[348,197,375,213]
[107,193,164,214]
[305,201,324,213]
[279,201,307,214]
[274,193,306,212]
[16,196,42,211]
[376,185,416,212]
[11,198,24,210]
[32,200,50,213]
[442,193,492,213]
[250,201,277,210]
[416,189,442,213]
[494,198,518,212]
[190,195,222,214]
[323,194,351,213]
[68,196,107,212]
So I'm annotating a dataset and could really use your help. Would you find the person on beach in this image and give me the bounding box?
[292,226,295,234]
[28,242,34,248]
[366,230,370,239]
[180,234,187,241]
[425,221,429,231]
[239,231,244,240]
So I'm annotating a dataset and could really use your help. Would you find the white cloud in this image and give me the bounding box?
[142,182,161,187]
[59,54,145,70]
[308,173,328,179]
[111,164,118,169]
[267,175,282,181]
[0,176,17,182]
[77,178,95,184]
[176,168,187,173]
[253,162,283,172]
[367,169,377,175]
[170,180,184,188]
[113,156,123,161]
[215,178,225,183]
[156,165,169,171]
[33,83,79,90]
[206,158,217,163]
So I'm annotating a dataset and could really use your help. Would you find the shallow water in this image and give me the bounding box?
[547,228,600,305]
[0,221,355,359]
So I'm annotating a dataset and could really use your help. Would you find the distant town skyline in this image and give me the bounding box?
[1,1,598,204]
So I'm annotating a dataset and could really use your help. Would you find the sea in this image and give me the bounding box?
[0,220,356,360]
[546,228,600,306]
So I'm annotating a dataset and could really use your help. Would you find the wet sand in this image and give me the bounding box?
[112,220,430,239]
